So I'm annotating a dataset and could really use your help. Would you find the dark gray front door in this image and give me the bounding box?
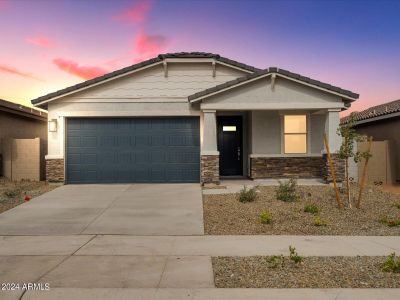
[217,116,243,176]
[66,117,200,183]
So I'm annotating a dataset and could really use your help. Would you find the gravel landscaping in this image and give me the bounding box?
[213,256,400,288]
[203,184,400,235]
[0,177,59,214]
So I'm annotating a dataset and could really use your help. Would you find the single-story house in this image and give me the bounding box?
[31,52,359,184]
[0,99,47,180]
[342,99,400,183]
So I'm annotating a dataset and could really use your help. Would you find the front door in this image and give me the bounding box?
[217,116,243,176]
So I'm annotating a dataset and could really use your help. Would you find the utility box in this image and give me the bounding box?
[1,138,41,181]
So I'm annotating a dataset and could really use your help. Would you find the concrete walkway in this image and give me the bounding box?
[0,184,204,235]
[203,178,326,194]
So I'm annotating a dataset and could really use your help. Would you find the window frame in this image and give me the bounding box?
[282,114,308,154]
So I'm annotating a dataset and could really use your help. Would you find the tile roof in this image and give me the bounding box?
[188,67,359,101]
[341,99,400,124]
[31,52,260,106]
[0,99,47,120]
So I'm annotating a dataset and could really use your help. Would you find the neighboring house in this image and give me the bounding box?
[0,99,47,180]
[342,99,400,183]
[31,52,359,184]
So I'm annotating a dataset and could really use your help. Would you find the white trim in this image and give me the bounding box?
[32,61,164,107]
[201,102,344,110]
[250,153,322,158]
[164,58,215,63]
[56,111,201,117]
[215,61,254,74]
[282,114,308,155]
[190,72,357,103]
[45,154,64,160]
[61,98,188,103]
[201,151,220,155]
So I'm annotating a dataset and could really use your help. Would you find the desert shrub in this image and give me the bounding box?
[276,178,299,202]
[313,216,328,226]
[259,210,272,224]
[238,186,257,203]
[394,202,400,209]
[304,203,319,215]
[380,216,400,227]
[265,255,284,268]
[381,253,400,273]
[3,188,21,199]
[289,246,303,265]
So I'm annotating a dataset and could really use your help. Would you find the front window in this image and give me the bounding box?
[284,115,307,154]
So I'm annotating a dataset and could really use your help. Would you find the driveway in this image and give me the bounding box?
[0,184,204,235]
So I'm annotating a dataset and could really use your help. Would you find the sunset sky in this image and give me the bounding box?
[0,0,399,115]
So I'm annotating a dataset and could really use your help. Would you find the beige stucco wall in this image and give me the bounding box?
[0,110,47,179]
[2,138,40,181]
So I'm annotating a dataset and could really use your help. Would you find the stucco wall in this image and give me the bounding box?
[201,76,344,110]
[46,62,246,157]
[250,111,325,155]
[0,110,47,179]
[355,116,400,183]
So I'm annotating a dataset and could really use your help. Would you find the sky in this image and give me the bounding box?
[0,0,399,115]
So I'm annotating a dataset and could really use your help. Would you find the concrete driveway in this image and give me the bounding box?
[0,184,204,235]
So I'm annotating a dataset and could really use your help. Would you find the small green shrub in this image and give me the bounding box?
[394,202,400,209]
[313,216,328,226]
[289,246,303,264]
[265,255,284,268]
[276,178,299,202]
[238,185,257,203]
[304,203,319,215]
[380,216,400,227]
[381,253,400,273]
[259,210,272,224]
[3,188,21,199]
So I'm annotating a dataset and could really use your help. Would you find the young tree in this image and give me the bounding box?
[337,113,372,208]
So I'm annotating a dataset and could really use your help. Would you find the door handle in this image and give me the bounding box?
[237,147,241,161]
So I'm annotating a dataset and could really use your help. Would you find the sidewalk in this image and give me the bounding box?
[21,288,400,300]
[1,235,398,257]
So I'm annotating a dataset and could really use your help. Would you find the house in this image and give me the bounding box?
[342,99,400,184]
[0,99,47,180]
[31,52,358,184]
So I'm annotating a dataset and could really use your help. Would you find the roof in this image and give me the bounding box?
[188,67,359,101]
[0,99,47,121]
[341,99,400,125]
[31,52,260,107]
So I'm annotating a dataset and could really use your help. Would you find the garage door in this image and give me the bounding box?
[66,117,200,183]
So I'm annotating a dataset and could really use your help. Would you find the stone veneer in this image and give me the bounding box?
[201,155,219,184]
[250,156,325,179]
[323,154,345,183]
[46,158,64,182]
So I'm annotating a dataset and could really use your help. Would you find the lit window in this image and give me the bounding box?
[223,126,237,132]
[284,115,307,154]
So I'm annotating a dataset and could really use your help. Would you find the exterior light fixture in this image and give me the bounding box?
[48,119,58,132]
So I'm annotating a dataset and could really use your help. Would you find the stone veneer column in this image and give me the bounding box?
[201,110,219,184]
[46,158,64,182]
[323,154,345,183]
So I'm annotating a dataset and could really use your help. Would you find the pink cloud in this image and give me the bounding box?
[53,58,108,80]
[26,36,55,48]
[133,30,167,62]
[0,64,41,81]
[0,0,8,9]
[113,0,151,24]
